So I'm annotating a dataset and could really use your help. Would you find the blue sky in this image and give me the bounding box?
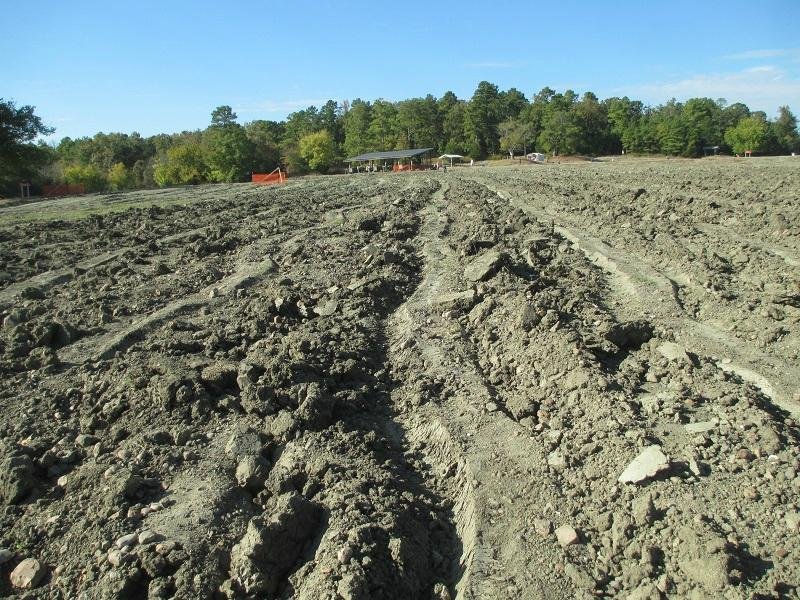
[2,0,798,141]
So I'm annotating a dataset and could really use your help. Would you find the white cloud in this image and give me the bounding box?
[618,65,800,115]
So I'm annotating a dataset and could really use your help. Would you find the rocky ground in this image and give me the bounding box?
[0,157,799,599]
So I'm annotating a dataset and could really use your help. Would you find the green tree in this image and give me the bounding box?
[681,98,722,156]
[203,110,255,182]
[499,88,528,120]
[720,102,750,133]
[153,143,208,186]
[573,92,610,155]
[771,105,799,153]
[499,118,535,156]
[245,120,283,172]
[0,98,55,194]
[724,115,768,154]
[466,81,502,157]
[396,96,440,149]
[343,99,372,158]
[368,99,398,150]
[441,101,469,154]
[538,110,579,155]
[107,162,132,190]
[211,105,238,127]
[299,130,335,172]
[605,96,644,153]
[63,163,107,191]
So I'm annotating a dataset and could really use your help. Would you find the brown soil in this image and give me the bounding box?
[1,157,799,599]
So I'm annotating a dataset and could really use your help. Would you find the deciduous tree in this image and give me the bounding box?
[724,115,768,154]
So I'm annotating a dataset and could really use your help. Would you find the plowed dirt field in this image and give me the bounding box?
[1,157,799,599]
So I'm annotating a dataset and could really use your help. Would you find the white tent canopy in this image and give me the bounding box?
[438,154,464,166]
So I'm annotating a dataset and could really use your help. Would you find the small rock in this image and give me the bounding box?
[464,250,505,282]
[534,519,552,537]
[618,446,670,484]
[678,554,731,591]
[433,581,452,600]
[786,511,800,532]
[743,487,760,500]
[107,549,124,567]
[155,540,179,555]
[75,433,100,447]
[547,451,567,471]
[224,426,261,460]
[555,525,580,547]
[115,533,138,548]
[432,289,477,311]
[10,558,45,589]
[236,455,268,492]
[313,300,339,317]
[683,421,715,435]
[632,493,656,526]
[337,545,354,564]
[0,548,12,564]
[657,342,690,363]
[736,448,754,461]
[564,562,594,589]
[138,529,161,545]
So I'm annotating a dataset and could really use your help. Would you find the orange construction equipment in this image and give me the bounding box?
[252,167,287,184]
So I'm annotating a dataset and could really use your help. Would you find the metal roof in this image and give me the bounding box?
[345,148,433,162]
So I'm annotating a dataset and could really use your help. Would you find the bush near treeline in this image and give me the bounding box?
[2,82,799,195]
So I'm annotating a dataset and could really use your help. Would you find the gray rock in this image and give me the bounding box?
[786,511,800,532]
[464,250,505,282]
[1,455,34,505]
[618,446,670,484]
[678,555,731,591]
[564,562,594,589]
[632,493,656,526]
[534,519,552,537]
[138,529,162,545]
[432,289,477,311]
[236,455,269,493]
[76,434,100,447]
[115,533,138,548]
[657,342,690,363]
[229,492,321,596]
[0,548,12,565]
[225,426,262,460]
[555,525,580,547]
[547,451,567,471]
[10,558,45,589]
[683,421,715,435]
[313,300,339,317]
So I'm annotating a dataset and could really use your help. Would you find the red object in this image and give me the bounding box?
[252,171,287,184]
[392,164,430,172]
[42,184,86,197]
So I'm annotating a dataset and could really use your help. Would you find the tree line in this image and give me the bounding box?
[2,81,798,194]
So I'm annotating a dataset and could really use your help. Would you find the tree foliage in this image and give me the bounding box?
[299,130,336,173]
[7,83,798,195]
[153,143,207,186]
[0,98,55,194]
[724,116,768,154]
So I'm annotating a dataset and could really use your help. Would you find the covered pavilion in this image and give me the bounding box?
[345,148,433,172]
[438,153,463,167]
